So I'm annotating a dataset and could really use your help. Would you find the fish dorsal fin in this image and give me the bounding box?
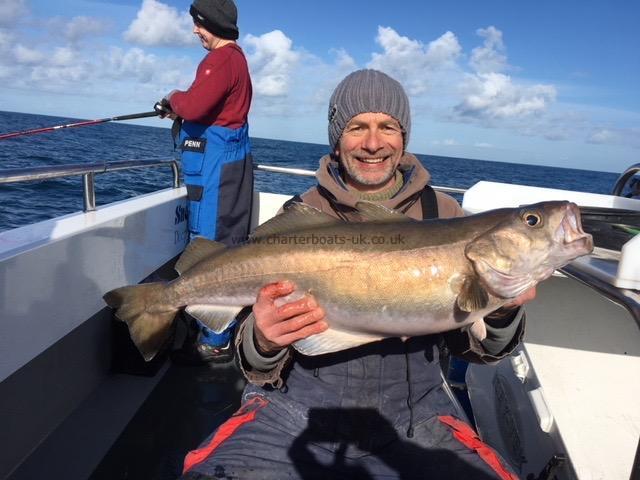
[175,237,226,274]
[457,276,489,312]
[353,202,415,223]
[251,202,342,239]
[293,328,384,356]
[185,305,243,333]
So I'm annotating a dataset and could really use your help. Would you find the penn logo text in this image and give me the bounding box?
[181,138,206,153]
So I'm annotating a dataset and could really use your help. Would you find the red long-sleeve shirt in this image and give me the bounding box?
[169,43,252,129]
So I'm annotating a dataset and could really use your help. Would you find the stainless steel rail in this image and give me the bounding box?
[255,164,316,177]
[0,159,180,212]
[254,164,468,194]
[0,161,465,215]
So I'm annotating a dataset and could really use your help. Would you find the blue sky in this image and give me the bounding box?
[0,0,638,173]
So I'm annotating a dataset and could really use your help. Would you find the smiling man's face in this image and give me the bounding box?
[336,112,404,193]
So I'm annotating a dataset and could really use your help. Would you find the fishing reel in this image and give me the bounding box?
[153,98,173,118]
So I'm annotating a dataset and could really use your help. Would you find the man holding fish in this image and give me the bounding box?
[177,70,551,479]
[106,68,593,478]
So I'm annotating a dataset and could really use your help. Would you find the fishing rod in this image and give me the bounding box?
[0,110,161,141]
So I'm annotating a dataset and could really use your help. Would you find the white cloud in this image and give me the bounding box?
[455,72,556,119]
[587,127,640,148]
[13,44,45,64]
[331,47,356,71]
[97,46,194,94]
[244,30,300,97]
[0,29,12,51]
[65,16,107,42]
[470,26,507,74]
[50,47,75,66]
[124,0,195,47]
[103,47,159,83]
[0,64,14,79]
[432,138,458,146]
[30,58,91,86]
[0,0,27,27]
[368,26,462,95]
[587,128,615,144]
[474,142,493,148]
[0,34,95,92]
[452,27,557,122]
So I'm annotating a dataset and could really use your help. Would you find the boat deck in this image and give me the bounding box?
[90,361,244,480]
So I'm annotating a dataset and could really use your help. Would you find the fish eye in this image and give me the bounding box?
[523,211,542,227]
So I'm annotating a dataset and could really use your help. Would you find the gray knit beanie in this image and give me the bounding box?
[190,0,239,40]
[328,69,411,151]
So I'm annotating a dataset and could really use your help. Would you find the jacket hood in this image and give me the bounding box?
[314,152,432,211]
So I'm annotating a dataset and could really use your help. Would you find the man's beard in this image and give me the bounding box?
[341,149,399,187]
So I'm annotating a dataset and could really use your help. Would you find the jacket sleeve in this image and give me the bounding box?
[235,312,291,388]
[435,191,465,219]
[169,52,233,122]
[443,307,526,363]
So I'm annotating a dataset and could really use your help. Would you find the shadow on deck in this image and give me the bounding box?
[90,360,245,480]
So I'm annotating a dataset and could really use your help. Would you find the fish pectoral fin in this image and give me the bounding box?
[457,276,489,312]
[466,319,488,341]
[353,202,416,223]
[293,328,383,356]
[175,237,226,274]
[251,202,342,239]
[185,305,243,333]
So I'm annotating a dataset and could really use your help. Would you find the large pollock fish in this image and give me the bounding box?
[104,201,593,360]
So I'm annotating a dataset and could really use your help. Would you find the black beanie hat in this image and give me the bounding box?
[190,0,239,40]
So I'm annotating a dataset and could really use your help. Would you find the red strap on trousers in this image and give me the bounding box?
[183,396,268,474]
[438,415,519,480]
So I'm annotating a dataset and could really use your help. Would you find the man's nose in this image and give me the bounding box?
[362,129,383,151]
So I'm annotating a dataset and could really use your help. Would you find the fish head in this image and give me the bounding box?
[465,201,593,299]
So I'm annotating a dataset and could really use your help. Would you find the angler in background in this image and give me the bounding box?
[157,0,252,364]
[179,69,534,479]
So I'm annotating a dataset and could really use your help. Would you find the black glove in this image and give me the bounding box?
[154,97,173,118]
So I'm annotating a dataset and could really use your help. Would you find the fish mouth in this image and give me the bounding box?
[555,203,593,254]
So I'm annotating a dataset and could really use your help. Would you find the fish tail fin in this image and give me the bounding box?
[103,282,178,361]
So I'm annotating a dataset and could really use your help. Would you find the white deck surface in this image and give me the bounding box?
[524,276,640,479]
